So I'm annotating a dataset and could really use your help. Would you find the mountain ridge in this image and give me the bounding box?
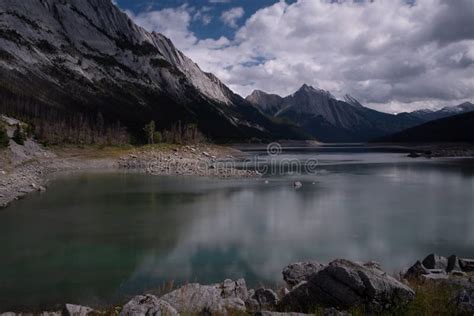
[375,111,474,143]
[0,0,305,142]
[246,85,423,142]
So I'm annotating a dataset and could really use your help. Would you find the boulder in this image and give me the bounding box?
[120,294,178,316]
[460,258,474,272]
[160,279,248,315]
[447,255,462,273]
[282,261,325,288]
[422,254,448,270]
[404,261,430,279]
[279,259,415,313]
[246,288,279,312]
[64,304,95,316]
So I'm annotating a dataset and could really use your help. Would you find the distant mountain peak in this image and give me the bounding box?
[294,84,334,99]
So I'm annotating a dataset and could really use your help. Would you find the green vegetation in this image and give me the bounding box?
[12,123,26,145]
[162,122,206,144]
[0,122,9,148]
[399,281,460,316]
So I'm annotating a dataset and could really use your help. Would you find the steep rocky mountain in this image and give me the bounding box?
[375,111,474,143]
[246,90,284,117]
[247,84,422,142]
[0,0,304,142]
[399,102,474,122]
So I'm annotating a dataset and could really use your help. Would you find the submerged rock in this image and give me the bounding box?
[279,259,414,313]
[120,294,178,316]
[282,261,325,288]
[293,181,303,189]
[160,279,248,315]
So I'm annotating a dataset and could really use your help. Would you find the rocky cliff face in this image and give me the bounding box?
[247,84,423,142]
[0,0,303,141]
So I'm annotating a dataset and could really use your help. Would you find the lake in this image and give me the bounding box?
[0,145,473,311]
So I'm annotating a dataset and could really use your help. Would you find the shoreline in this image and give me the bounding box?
[0,253,472,315]
[2,141,473,209]
[0,143,259,209]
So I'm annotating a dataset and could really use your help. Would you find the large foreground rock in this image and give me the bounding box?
[120,294,178,316]
[246,288,279,312]
[282,261,325,288]
[279,259,415,313]
[159,279,248,315]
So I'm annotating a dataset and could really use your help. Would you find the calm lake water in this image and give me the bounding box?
[1,145,473,311]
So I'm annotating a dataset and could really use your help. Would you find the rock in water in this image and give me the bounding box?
[282,261,326,288]
[120,294,178,316]
[160,279,248,314]
[279,259,415,313]
[293,181,303,189]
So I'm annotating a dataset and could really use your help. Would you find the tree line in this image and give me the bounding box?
[0,92,129,146]
[144,120,206,145]
[0,90,207,147]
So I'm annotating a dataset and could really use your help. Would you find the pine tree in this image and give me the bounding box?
[143,120,156,144]
[12,124,26,145]
[0,123,9,148]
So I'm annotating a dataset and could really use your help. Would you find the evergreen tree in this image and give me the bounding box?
[12,124,26,145]
[0,123,9,148]
[143,120,156,144]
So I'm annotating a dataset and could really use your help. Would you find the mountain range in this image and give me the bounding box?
[0,0,304,142]
[376,111,474,143]
[247,85,420,142]
[0,0,471,144]
[247,86,474,142]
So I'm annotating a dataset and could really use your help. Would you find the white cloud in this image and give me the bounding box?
[220,7,245,28]
[127,0,474,113]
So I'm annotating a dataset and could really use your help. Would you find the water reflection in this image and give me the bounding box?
[0,155,473,310]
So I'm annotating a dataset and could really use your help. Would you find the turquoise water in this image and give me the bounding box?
[0,149,473,311]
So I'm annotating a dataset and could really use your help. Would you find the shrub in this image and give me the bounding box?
[0,123,9,148]
[153,131,162,143]
[143,120,156,144]
[12,124,26,145]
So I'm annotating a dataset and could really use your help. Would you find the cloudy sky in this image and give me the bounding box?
[116,0,474,113]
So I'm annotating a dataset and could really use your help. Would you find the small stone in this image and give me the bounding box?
[293,181,302,189]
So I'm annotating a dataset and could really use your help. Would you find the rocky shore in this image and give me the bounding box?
[118,144,261,178]
[2,254,472,315]
[0,140,258,209]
